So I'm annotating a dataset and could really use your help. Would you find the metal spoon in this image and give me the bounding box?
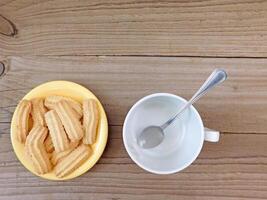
[137,69,227,149]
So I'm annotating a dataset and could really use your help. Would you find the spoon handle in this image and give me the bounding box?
[161,69,227,130]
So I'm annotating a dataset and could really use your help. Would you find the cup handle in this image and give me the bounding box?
[204,127,220,142]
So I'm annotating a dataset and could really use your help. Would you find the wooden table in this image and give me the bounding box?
[1,1,267,199]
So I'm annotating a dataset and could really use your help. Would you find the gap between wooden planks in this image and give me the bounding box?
[1,0,267,57]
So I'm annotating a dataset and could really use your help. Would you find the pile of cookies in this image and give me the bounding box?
[14,96,99,178]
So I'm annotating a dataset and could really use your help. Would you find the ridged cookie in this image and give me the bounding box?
[44,95,82,119]
[51,141,79,165]
[82,99,99,144]
[25,126,52,174]
[54,100,84,141]
[31,98,47,126]
[15,100,32,143]
[45,110,70,152]
[25,125,47,146]
[55,144,91,178]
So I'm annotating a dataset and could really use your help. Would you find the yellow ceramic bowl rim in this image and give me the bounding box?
[10,80,108,180]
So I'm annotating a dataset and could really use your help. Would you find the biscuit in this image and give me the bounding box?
[25,125,48,146]
[44,96,82,119]
[15,100,32,143]
[82,99,99,144]
[55,144,91,178]
[44,134,54,153]
[54,100,84,141]
[45,110,70,152]
[27,144,52,174]
[25,126,52,174]
[31,98,47,126]
[25,125,47,157]
[51,141,79,165]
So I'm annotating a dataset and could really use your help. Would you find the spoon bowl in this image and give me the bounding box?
[137,126,164,148]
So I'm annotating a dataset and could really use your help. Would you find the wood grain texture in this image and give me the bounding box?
[0,15,16,37]
[0,125,267,200]
[1,0,267,56]
[1,1,267,198]
[1,56,267,133]
[1,56,267,199]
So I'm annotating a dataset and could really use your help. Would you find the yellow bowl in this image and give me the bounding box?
[10,81,108,180]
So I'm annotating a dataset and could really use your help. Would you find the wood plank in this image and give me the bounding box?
[1,0,267,56]
[1,56,267,133]
[0,125,267,200]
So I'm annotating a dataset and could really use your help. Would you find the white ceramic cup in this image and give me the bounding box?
[123,93,219,174]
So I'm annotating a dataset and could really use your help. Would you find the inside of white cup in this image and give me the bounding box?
[123,93,204,174]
